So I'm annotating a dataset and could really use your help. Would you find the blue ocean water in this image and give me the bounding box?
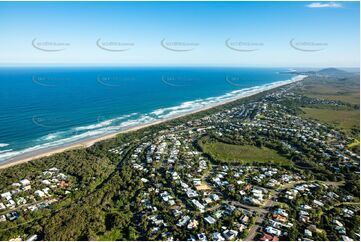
[0,67,294,162]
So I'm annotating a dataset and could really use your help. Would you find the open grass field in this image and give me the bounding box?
[301,107,360,131]
[348,139,360,149]
[301,78,360,105]
[306,91,359,105]
[200,142,290,165]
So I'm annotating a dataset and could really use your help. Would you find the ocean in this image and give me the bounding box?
[0,67,295,163]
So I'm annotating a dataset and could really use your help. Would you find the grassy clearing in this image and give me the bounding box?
[306,92,360,105]
[200,142,289,165]
[301,107,360,131]
[348,139,360,149]
[98,229,122,240]
[302,82,360,105]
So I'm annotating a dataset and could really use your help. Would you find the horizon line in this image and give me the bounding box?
[0,64,359,70]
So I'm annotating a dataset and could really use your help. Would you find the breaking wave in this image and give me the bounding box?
[0,143,9,148]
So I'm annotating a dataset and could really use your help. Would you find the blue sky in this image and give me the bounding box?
[0,1,359,67]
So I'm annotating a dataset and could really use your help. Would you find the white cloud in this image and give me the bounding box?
[306,2,343,8]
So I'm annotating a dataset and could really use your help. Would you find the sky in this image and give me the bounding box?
[0,1,359,67]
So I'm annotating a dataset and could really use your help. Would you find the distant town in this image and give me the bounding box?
[0,69,359,241]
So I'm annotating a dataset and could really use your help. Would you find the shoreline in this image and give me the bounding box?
[0,75,307,170]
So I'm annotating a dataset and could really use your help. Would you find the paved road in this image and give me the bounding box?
[229,201,267,214]
[242,182,296,241]
[0,198,58,216]
[245,224,260,241]
[227,198,271,241]
[243,179,346,241]
[206,204,220,212]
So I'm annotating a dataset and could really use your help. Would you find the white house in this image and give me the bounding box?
[20,179,31,186]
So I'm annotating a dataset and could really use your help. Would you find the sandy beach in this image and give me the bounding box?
[0,75,307,170]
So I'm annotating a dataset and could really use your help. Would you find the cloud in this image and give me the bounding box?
[306,2,343,8]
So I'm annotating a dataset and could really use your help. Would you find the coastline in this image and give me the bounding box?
[0,75,307,170]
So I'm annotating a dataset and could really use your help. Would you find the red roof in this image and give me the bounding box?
[272,236,279,241]
[260,234,273,241]
[260,234,279,241]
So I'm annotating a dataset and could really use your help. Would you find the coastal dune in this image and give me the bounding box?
[0,75,307,169]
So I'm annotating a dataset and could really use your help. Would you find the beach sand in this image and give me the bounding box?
[0,75,307,170]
